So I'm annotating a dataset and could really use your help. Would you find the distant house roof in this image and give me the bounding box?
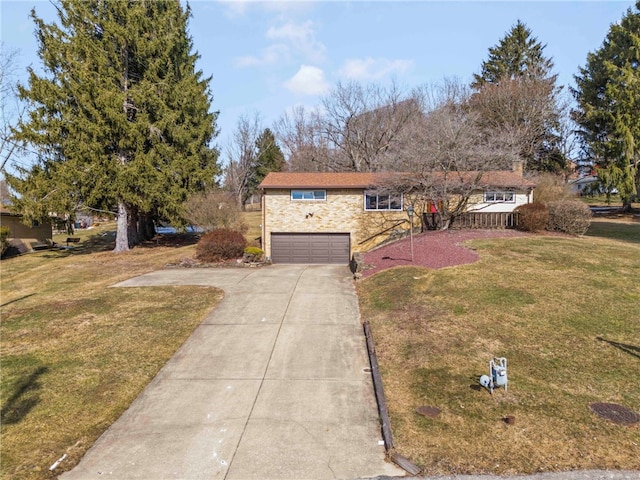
[473,171,536,189]
[259,171,535,190]
[568,175,598,186]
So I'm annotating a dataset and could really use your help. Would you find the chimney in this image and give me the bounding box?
[512,159,524,177]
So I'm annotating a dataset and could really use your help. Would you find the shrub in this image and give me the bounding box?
[515,202,549,232]
[243,246,264,262]
[529,172,576,205]
[547,201,592,235]
[196,229,247,262]
[244,246,264,256]
[0,226,10,257]
[184,189,247,233]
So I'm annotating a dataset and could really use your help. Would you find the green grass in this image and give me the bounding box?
[358,220,640,475]
[579,194,640,209]
[1,225,223,479]
[585,217,640,244]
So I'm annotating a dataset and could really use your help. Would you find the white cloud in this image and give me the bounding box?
[219,0,314,18]
[218,0,250,18]
[235,20,326,68]
[267,21,311,42]
[267,21,326,64]
[263,2,316,15]
[235,44,290,67]
[284,65,329,96]
[338,58,414,81]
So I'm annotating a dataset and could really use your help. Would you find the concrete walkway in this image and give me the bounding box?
[61,265,403,480]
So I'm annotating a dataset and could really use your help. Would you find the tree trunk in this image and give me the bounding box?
[114,200,131,253]
[237,191,245,211]
[147,216,156,239]
[129,208,140,246]
[138,213,155,241]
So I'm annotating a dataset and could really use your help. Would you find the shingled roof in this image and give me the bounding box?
[259,171,535,189]
[259,172,383,189]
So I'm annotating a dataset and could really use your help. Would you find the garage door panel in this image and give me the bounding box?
[271,233,349,264]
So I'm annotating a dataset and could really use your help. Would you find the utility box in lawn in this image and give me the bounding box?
[479,357,508,394]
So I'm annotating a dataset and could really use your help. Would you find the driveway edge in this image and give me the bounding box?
[363,320,422,476]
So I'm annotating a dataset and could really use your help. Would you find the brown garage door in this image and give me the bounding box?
[271,233,350,264]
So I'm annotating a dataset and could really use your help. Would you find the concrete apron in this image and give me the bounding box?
[60,265,404,480]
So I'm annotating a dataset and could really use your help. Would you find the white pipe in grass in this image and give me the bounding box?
[49,453,67,471]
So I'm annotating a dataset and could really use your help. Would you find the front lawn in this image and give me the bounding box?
[357,219,640,475]
[1,226,223,479]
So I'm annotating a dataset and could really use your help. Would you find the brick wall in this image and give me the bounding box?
[262,188,408,259]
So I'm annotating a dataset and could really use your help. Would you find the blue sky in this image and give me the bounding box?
[0,0,634,168]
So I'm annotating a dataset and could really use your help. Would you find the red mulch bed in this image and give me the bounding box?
[361,229,530,277]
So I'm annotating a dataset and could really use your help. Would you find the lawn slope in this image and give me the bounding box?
[358,221,640,475]
[1,227,223,479]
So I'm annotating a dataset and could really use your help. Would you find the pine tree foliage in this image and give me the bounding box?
[248,128,285,196]
[9,0,219,251]
[471,20,565,173]
[472,20,555,88]
[224,119,285,208]
[572,1,640,206]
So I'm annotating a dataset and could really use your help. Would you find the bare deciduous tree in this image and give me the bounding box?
[469,75,565,173]
[320,80,421,172]
[555,89,582,179]
[275,81,422,173]
[0,44,26,173]
[224,113,262,208]
[384,79,517,229]
[183,188,246,233]
[275,105,328,172]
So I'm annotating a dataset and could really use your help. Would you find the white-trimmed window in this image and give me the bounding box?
[484,190,515,203]
[364,191,403,211]
[291,189,326,201]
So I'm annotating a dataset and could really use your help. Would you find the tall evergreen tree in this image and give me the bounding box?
[8,0,219,252]
[472,20,555,88]
[572,1,640,208]
[248,128,285,196]
[471,20,565,173]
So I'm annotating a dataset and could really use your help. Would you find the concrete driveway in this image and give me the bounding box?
[61,265,403,480]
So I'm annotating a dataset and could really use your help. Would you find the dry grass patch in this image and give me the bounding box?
[358,226,640,475]
[1,226,223,479]
[241,210,262,245]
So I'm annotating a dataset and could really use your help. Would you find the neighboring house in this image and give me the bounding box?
[1,209,53,255]
[75,211,95,229]
[259,169,534,264]
[569,175,601,195]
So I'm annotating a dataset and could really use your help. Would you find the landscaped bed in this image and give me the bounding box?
[361,229,531,277]
[357,219,640,475]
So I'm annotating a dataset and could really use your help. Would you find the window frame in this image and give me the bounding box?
[484,190,516,203]
[364,191,404,211]
[290,189,326,201]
